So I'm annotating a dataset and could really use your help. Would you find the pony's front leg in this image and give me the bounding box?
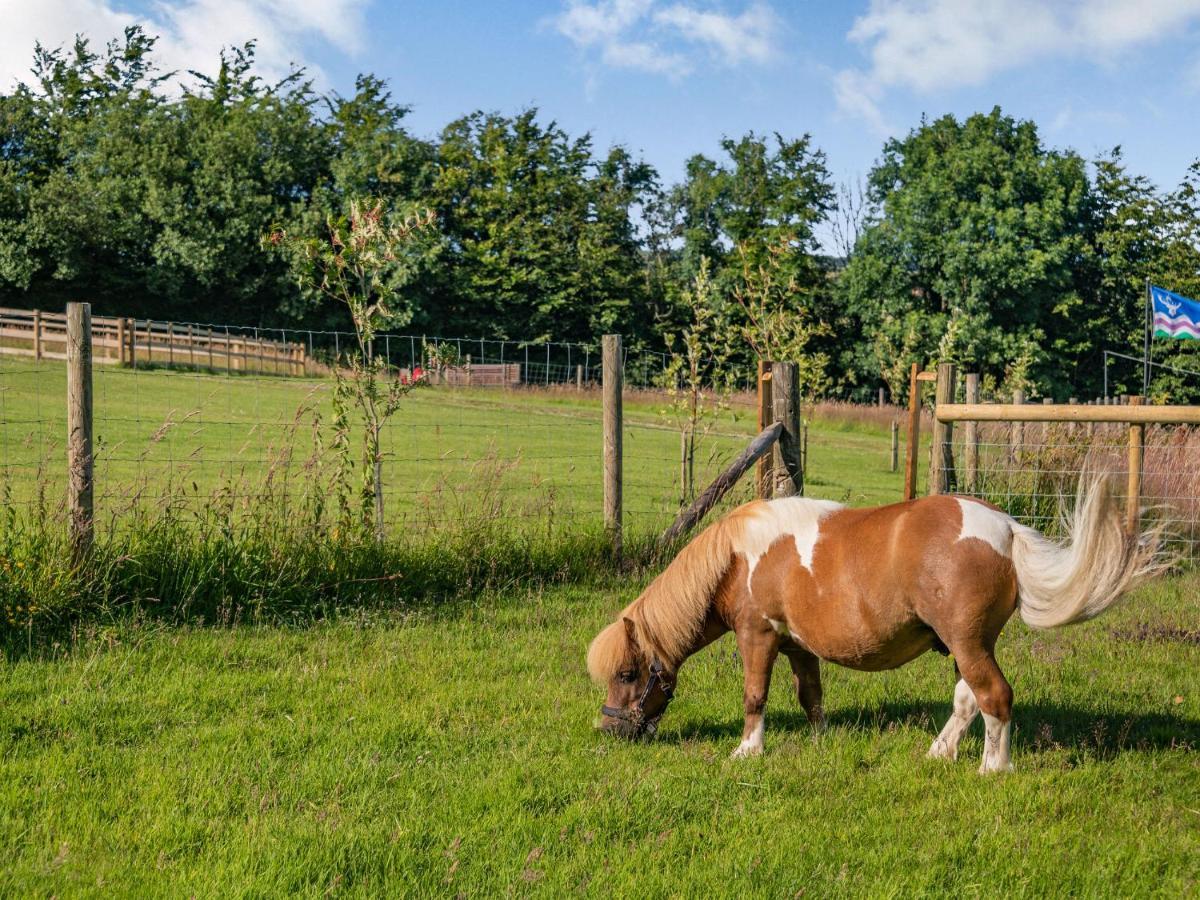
[731,628,779,758]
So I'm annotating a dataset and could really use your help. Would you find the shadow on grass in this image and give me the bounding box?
[669,700,1200,757]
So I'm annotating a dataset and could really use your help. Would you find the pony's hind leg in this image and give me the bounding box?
[731,628,779,758]
[955,650,1014,773]
[927,674,979,761]
[782,645,825,729]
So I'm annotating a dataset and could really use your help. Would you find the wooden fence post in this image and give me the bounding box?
[929,362,957,494]
[964,373,980,492]
[602,334,622,557]
[116,316,126,366]
[756,360,772,499]
[769,361,802,497]
[890,419,899,473]
[1127,396,1145,534]
[33,309,43,361]
[903,363,921,501]
[66,302,93,559]
[576,364,583,391]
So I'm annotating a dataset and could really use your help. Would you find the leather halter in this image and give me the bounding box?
[600,658,675,734]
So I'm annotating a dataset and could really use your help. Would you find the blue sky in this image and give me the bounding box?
[6,1,1200,215]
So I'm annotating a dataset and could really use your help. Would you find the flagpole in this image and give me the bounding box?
[1144,277,1152,397]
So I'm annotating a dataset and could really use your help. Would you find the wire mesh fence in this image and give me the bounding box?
[0,321,766,544]
[942,419,1200,561]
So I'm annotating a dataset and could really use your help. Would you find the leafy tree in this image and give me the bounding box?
[423,110,658,346]
[267,199,435,539]
[839,108,1092,399]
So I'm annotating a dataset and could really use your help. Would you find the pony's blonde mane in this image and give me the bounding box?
[587,506,752,682]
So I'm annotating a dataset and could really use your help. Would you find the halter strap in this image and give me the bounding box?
[600,658,675,729]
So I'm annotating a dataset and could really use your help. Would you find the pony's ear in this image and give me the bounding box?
[622,617,640,650]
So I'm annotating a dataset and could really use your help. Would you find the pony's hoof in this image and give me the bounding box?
[978,760,1015,775]
[927,739,957,761]
[730,741,763,759]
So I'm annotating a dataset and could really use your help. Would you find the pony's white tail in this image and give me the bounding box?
[1012,478,1164,630]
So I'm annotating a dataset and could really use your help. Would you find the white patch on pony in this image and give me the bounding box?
[731,718,765,758]
[927,678,979,761]
[956,498,1013,557]
[979,712,1013,773]
[766,616,789,636]
[741,497,844,590]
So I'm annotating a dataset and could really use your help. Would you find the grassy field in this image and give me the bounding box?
[5,360,1195,895]
[0,357,916,536]
[2,572,1197,896]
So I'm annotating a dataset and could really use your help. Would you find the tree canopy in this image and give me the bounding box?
[3,32,1200,399]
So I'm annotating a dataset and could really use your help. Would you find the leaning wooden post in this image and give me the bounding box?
[602,334,623,557]
[770,361,802,497]
[903,363,921,501]
[1127,396,1145,535]
[756,360,773,499]
[890,419,899,473]
[658,423,782,548]
[66,302,94,559]
[929,362,957,494]
[33,309,43,361]
[963,373,980,492]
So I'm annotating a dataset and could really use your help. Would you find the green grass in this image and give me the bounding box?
[0,358,918,536]
[10,360,1189,895]
[2,573,1197,896]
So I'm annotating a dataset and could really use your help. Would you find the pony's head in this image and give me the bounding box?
[587,616,676,739]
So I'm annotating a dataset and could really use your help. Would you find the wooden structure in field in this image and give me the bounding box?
[0,307,312,376]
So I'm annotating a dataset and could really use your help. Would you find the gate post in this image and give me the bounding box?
[1127,396,1145,534]
[903,364,921,500]
[929,363,958,494]
[769,361,802,497]
[756,360,773,498]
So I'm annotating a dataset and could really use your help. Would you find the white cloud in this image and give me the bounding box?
[837,0,1200,130]
[0,0,368,90]
[551,1,780,79]
[652,3,778,65]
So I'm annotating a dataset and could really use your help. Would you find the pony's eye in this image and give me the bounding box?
[619,670,638,684]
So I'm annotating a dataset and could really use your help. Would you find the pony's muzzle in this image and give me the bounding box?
[599,712,646,740]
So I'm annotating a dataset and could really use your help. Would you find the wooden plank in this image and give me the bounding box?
[659,423,783,547]
[935,402,1200,424]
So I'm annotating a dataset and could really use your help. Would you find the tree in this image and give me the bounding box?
[839,108,1092,399]
[267,199,435,539]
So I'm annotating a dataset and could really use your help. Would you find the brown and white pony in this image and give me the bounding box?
[588,480,1162,773]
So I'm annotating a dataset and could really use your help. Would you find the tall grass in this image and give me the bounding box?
[0,393,649,653]
[963,420,1200,551]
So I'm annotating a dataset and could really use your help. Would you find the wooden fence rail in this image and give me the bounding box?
[933,372,1200,534]
[0,307,313,377]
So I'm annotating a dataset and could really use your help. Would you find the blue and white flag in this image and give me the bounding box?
[1151,285,1200,340]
